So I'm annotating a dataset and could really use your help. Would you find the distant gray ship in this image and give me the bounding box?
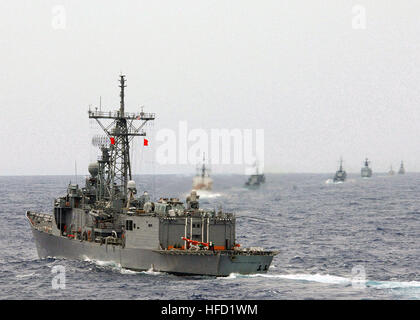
[245,162,265,187]
[192,154,213,191]
[398,161,405,174]
[26,76,277,276]
[388,165,395,176]
[361,158,373,178]
[333,158,347,183]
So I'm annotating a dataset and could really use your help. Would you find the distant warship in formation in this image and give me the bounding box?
[26,75,277,276]
[333,158,347,183]
[192,154,213,191]
[388,165,395,175]
[398,161,405,174]
[361,158,373,178]
[245,162,265,187]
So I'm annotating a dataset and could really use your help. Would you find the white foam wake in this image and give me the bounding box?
[193,190,222,199]
[325,179,345,185]
[120,268,141,275]
[15,272,36,279]
[83,257,135,274]
[140,266,163,276]
[223,273,420,290]
[82,257,164,275]
[223,273,350,285]
[366,280,420,290]
[83,256,119,267]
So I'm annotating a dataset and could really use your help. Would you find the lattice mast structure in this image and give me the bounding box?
[88,75,155,202]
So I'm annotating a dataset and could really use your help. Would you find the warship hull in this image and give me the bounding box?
[361,168,372,178]
[333,172,346,183]
[30,226,275,276]
[245,174,265,187]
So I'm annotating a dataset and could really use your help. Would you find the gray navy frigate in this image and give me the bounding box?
[361,158,373,178]
[333,158,347,183]
[245,161,265,187]
[26,76,277,276]
[192,154,213,191]
[398,161,405,174]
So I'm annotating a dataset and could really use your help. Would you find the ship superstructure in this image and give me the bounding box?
[26,76,276,276]
[333,158,347,183]
[361,158,373,178]
[398,161,405,174]
[192,154,213,191]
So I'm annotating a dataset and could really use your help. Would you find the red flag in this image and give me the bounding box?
[143,138,148,146]
[110,137,115,145]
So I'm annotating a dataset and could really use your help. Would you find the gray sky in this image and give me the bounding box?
[1,1,419,175]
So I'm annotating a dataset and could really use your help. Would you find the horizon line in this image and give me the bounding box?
[0,172,415,177]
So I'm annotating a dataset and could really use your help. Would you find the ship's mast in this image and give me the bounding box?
[113,75,130,196]
[201,153,206,178]
[88,75,155,202]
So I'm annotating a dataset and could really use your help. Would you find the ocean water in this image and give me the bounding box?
[0,173,419,300]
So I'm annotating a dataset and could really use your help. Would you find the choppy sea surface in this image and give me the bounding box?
[0,173,419,300]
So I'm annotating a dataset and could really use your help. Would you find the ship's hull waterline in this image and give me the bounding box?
[30,227,275,276]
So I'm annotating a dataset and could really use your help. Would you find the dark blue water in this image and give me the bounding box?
[0,174,419,299]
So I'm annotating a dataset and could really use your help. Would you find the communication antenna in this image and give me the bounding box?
[74,160,78,185]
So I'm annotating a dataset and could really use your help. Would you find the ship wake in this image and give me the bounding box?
[82,257,165,276]
[187,190,222,199]
[221,273,420,296]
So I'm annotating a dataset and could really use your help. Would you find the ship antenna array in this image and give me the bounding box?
[74,160,77,185]
[88,75,155,201]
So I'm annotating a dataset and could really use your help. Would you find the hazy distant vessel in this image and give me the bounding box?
[245,162,265,187]
[361,158,373,178]
[333,158,347,183]
[398,161,405,174]
[192,154,213,191]
[388,165,395,175]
